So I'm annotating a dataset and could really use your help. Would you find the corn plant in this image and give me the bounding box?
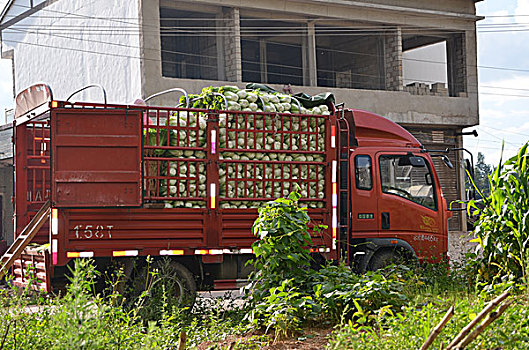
[467,142,529,283]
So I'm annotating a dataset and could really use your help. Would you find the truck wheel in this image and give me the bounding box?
[367,250,404,271]
[154,260,196,305]
[129,259,197,319]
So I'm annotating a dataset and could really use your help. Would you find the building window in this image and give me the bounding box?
[160,8,218,80]
[402,32,467,97]
[316,26,385,90]
[241,18,304,85]
[355,155,372,190]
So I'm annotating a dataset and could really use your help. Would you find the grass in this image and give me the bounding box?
[0,259,247,350]
[3,260,528,349]
[328,292,529,349]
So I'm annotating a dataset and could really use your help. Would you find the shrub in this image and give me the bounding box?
[247,189,318,300]
[244,190,408,337]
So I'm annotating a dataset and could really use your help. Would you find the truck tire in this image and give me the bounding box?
[367,249,404,272]
[157,260,196,305]
[129,259,197,319]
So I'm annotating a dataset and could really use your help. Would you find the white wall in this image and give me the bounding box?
[1,0,142,103]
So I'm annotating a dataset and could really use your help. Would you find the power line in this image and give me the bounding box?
[3,33,529,98]
[2,5,529,99]
[483,14,529,18]
[3,3,529,75]
[6,25,529,78]
[479,125,529,138]
[5,2,529,36]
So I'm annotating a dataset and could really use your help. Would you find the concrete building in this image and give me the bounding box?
[0,0,483,245]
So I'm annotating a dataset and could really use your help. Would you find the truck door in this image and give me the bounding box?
[376,152,444,259]
[351,153,378,237]
[51,108,143,207]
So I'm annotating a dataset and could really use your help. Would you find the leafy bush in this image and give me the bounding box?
[309,264,408,324]
[244,190,408,337]
[467,142,529,283]
[247,189,318,300]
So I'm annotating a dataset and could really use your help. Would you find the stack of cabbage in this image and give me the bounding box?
[154,85,331,209]
[144,111,208,208]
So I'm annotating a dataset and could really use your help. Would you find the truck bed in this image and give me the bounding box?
[15,102,338,267]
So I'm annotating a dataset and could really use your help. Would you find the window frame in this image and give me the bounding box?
[378,154,438,211]
[354,155,373,191]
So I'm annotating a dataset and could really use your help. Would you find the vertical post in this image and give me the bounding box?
[447,32,468,97]
[384,26,403,91]
[216,13,226,81]
[222,7,242,82]
[259,39,267,83]
[307,21,317,87]
[206,112,221,247]
[456,133,467,233]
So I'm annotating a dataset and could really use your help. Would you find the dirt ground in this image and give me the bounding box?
[198,328,333,350]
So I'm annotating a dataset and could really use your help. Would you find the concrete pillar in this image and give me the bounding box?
[456,133,468,233]
[139,0,162,98]
[307,21,317,87]
[384,27,403,91]
[222,7,242,82]
[259,39,267,83]
[447,32,467,97]
[216,14,226,81]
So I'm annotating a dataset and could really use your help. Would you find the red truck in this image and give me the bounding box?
[1,83,452,295]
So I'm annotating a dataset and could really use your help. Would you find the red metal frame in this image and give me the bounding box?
[14,120,51,244]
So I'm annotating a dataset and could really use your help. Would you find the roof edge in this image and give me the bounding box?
[0,0,15,24]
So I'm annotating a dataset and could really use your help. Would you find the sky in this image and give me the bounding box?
[0,0,528,166]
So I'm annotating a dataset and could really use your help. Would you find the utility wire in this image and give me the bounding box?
[3,33,529,98]
[479,125,529,138]
[6,2,529,36]
[4,23,529,75]
[2,5,529,98]
[6,26,529,79]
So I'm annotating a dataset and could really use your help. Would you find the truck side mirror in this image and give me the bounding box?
[442,155,454,169]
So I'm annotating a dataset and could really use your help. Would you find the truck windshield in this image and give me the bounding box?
[379,155,437,210]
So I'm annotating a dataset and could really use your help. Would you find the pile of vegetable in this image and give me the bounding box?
[145,84,333,209]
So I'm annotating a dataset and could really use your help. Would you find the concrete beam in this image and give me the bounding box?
[144,76,478,127]
[187,0,480,30]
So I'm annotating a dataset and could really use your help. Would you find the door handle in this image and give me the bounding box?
[381,212,390,230]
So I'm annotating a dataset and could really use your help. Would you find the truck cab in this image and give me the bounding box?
[342,109,450,271]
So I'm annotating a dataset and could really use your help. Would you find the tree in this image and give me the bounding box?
[474,152,492,198]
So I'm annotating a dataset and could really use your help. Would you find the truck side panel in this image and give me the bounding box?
[56,208,330,266]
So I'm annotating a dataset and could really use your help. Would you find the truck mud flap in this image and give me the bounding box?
[12,247,51,292]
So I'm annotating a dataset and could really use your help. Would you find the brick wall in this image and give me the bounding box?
[352,37,384,90]
[384,27,403,91]
[222,7,242,82]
